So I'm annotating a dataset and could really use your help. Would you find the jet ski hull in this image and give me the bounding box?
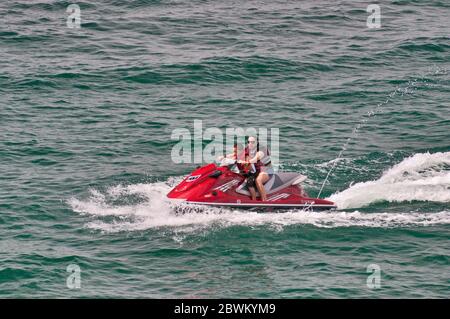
[167,163,337,212]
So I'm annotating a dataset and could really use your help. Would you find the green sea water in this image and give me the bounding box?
[0,0,449,298]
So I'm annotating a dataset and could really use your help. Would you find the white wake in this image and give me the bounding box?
[328,151,450,209]
[68,152,450,233]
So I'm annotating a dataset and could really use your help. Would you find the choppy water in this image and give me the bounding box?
[1,0,449,298]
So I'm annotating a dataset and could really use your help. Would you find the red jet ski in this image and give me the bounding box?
[167,159,337,211]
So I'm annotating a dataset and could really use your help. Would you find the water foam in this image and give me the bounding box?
[68,154,450,233]
[328,151,450,209]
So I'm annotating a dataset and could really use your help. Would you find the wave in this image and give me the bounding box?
[328,151,450,209]
[121,57,332,85]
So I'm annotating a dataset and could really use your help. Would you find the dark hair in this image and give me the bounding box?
[246,136,259,152]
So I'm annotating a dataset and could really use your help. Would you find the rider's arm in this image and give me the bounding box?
[218,152,237,161]
[226,152,236,159]
[247,151,264,164]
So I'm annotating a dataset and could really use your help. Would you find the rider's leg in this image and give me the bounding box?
[248,186,257,201]
[246,174,257,200]
[256,172,269,201]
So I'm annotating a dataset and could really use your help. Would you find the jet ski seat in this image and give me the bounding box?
[236,172,307,197]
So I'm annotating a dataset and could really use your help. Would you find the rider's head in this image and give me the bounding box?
[247,136,257,151]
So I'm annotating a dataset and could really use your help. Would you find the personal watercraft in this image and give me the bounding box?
[167,159,337,211]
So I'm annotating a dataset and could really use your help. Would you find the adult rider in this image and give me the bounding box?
[238,136,273,201]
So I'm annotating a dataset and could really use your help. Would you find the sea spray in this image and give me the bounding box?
[317,66,449,198]
[328,151,450,209]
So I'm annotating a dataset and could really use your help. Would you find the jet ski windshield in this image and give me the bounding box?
[219,158,237,167]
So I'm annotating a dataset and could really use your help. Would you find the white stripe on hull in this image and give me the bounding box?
[182,201,336,209]
[268,193,290,201]
[213,179,239,192]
